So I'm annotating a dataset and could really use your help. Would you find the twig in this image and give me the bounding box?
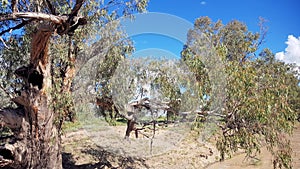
[0,37,10,48]
[70,0,85,16]
[45,0,57,15]
[11,0,18,13]
[0,19,34,36]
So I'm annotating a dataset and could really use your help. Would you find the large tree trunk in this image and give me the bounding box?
[0,1,86,167]
[0,29,62,169]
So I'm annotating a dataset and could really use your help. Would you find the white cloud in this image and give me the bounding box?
[200,1,206,5]
[275,35,300,66]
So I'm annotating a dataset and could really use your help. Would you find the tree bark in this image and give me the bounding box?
[0,1,86,168]
[125,118,138,139]
[0,29,62,169]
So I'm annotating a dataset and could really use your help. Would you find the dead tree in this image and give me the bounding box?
[124,112,139,139]
[123,97,169,140]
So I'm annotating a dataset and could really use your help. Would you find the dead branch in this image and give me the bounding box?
[0,37,9,48]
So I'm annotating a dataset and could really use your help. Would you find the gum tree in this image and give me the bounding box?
[0,0,148,168]
[105,57,199,140]
[182,16,299,168]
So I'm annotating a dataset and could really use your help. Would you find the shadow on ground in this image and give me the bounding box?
[62,145,149,169]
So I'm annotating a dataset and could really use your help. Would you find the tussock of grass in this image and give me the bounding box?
[62,121,82,132]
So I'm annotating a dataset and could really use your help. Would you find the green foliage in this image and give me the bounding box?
[62,121,82,132]
[191,114,205,130]
[0,0,149,129]
[217,59,297,165]
[182,16,299,168]
[95,31,133,98]
[108,57,201,126]
[154,69,181,100]
[181,45,211,99]
[0,35,31,108]
[96,105,119,126]
[50,75,76,129]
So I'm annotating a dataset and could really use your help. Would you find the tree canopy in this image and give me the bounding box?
[0,0,148,168]
[182,16,299,168]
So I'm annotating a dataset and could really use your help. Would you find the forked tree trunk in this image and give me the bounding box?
[0,29,62,169]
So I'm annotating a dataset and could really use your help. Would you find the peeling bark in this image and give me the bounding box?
[0,108,24,130]
[30,30,52,68]
[0,1,87,168]
[0,12,63,23]
[1,29,62,169]
[0,12,87,36]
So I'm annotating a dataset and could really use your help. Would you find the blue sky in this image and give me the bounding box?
[123,0,300,64]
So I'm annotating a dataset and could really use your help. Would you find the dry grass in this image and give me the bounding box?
[62,118,300,169]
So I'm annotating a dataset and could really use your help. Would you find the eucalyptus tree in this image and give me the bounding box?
[0,0,148,168]
[109,57,200,139]
[182,16,299,168]
[92,22,134,125]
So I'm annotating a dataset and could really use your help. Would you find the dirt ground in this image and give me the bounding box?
[62,121,300,169]
[206,123,300,169]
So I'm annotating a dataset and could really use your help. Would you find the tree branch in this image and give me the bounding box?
[70,0,86,16]
[44,0,56,15]
[0,12,63,24]
[0,19,34,36]
[0,37,9,48]
[11,0,18,13]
